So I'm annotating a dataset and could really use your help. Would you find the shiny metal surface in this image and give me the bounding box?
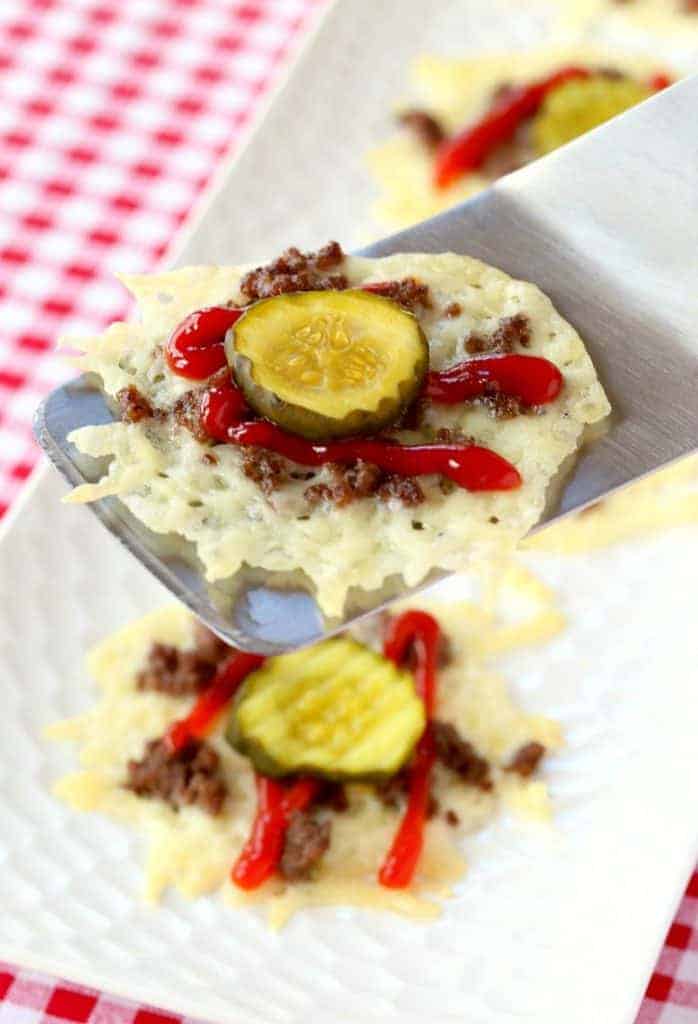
[34,76,698,651]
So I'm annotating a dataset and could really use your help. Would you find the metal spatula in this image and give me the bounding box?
[34,75,698,653]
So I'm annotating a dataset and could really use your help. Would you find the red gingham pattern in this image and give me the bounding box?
[0,1,695,1022]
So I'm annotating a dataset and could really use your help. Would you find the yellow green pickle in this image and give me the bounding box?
[226,289,429,440]
[533,75,652,156]
[226,636,425,780]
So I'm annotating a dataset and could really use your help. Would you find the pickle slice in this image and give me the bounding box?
[532,75,652,156]
[226,290,429,439]
[226,636,425,780]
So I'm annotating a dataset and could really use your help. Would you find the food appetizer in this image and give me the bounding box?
[47,572,563,926]
[370,48,675,230]
[65,243,608,615]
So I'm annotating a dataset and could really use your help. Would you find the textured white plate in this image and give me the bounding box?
[3,1,698,1022]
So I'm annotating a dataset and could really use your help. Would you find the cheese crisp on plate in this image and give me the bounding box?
[65,245,609,616]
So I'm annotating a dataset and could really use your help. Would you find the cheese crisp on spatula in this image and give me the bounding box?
[65,243,609,616]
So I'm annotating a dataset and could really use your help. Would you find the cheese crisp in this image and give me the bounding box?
[46,569,563,928]
[65,251,609,616]
[369,47,671,232]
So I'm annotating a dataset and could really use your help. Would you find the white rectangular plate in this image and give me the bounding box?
[2,2,698,1022]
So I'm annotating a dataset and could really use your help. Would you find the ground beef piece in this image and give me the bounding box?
[117,385,155,423]
[598,67,626,80]
[465,333,491,354]
[304,462,424,509]
[240,242,348,301]
[466,313,531,355]
[505,741,546,778]
[202,451,219,465]
[478,389,525,420]
[376,474,425,507]
[172,368,231,444]
[304,460,383,508]
[173,389,208,443]
[241,447,288,496]
[125,738,226,815]
[493,313,531,349]
[432,721,493,791]
[279,811,331,881]
[437,635,454,668]
[398,109,445,148]
[136,642,218,696]
[364,277,431,311]
[445,809,460,827]
[444,302,462,318]
[137,623,229,697]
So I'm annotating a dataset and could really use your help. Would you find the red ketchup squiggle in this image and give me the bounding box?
[231,776,321,890]
[164,651,265,754]
[379,610,441,889]
[227,421,521,492]
[201,377,249,441]
[426,353,562,406]
[434,66,591,188]
[165,306,243,380]
[434,65,673,189]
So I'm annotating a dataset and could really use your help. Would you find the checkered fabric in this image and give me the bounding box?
[0,1,694,1022]
[0,0,323,517]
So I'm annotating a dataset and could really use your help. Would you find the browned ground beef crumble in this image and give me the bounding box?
[399,109,446,148]
[115,245,533,503]
[432,721,493,791]
[240,241,348,301]
[279,811,332,880]
[117,385,156,423]
[240,447,288,496]
[505,741,546,778]
[137,623,229,696]
[137,642,218,696]
[304,461,425,509]
[364,276,432,311]
[465,312,531,354]
[125,738,227,816]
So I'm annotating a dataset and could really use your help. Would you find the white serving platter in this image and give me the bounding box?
[2,1,698,1021]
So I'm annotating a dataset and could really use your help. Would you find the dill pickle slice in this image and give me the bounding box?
[226,290,429,439]
[532,75,652,156]
[226,636,425,780]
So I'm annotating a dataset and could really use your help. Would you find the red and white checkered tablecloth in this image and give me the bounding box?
[0,2,695,1022]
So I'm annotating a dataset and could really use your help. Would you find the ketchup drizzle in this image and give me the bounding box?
[426,353,562,406]
[165,305,242,380]
[227,421,521,492]
[231,775,321,890]
[200,376,248,441]
[164,651,265,754]
[379,610,441,889]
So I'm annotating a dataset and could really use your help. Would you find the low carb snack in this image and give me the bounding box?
[369,47,676,230]
[46,567,563,926]
[64,243,609,616]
